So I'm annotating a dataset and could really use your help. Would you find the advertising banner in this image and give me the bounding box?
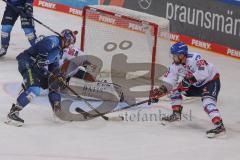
[46,0,99,8]
[122,0,240,59]
[33,0,240,59]
[33,0,99,16]
[217,0,240,6]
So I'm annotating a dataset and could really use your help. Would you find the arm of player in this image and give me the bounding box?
[149,65,178,103]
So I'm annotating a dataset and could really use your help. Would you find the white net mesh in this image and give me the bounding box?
[81,5,171,100]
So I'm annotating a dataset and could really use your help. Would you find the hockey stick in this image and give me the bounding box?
[2,0,61,36]
[114,99,150,112]
[105,87,182,114]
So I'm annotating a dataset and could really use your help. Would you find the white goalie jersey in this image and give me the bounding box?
[60,46,86,67]
[162,52,219,89]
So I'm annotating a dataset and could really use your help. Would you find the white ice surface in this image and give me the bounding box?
[0,2,240,160]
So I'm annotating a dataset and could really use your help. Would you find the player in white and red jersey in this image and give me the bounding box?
[60,45,96,82]
[150,42,226,138]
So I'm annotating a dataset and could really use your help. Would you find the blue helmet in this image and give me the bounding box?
[170,42,188,55]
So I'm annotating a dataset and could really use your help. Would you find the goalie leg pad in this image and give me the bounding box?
[64,80,122,102]
[54,99,94,121]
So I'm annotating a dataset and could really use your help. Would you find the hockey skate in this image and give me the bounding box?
[5,104,24,127]
[162,106,183,122]
[52,101,61,113]
[206,120,226,138]
[0,46,7,57]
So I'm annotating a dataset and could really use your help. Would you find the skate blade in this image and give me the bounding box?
[206,131,227,139]
[5,117,24,127]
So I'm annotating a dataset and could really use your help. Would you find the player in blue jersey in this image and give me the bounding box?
[0,0,36,57]
[5,29,78,126]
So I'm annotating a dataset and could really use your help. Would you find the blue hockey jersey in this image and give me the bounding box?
[7,0,33,6]
[16,35,63,77]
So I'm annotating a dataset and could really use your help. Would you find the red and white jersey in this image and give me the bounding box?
[60,46,86,66]
[162,52,219,88]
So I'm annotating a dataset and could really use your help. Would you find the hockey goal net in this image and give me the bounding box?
[80,5,171,100]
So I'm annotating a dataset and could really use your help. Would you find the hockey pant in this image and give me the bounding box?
[170,77,222,124]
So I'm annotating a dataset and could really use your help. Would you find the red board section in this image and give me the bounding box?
[33,0,240,60]
[33,0,82,16]
[170,33,240,60]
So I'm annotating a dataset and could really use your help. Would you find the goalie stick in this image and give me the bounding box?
[83,86,183,119]
[65,84,124,121]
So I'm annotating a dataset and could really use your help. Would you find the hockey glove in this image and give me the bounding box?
[23,3,33,18]
[178,75,197,92]
[148,85,168,105]
[49,72,67,90]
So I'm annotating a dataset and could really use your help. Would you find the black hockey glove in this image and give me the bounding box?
[178,76,197,92]
[49,72,67,90]
[148,85,168,105]
[23,3,33,18]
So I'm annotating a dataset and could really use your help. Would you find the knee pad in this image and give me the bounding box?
[17,86,40,107]
[170,91,183,106]
[1,25,13,46]
[23,27,35,35]
[202,97,220,120]
[1,25,13,35]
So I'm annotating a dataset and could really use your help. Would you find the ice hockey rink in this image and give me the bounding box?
[0,2,240,160]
